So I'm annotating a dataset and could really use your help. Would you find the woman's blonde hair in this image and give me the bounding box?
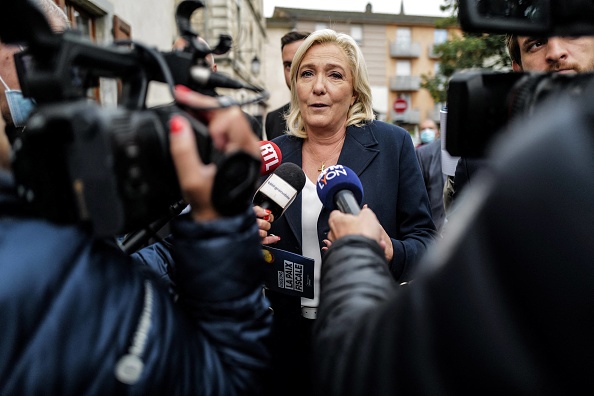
[285,29,374,138]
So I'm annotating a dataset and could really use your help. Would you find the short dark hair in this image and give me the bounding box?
[281,31,310,50]
[506,34,521,67]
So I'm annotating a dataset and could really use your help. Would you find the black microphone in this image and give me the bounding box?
[253,162,306,219]
[190,66,246,90]
[316,165,364,214]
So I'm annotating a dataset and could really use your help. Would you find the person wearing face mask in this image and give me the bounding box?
[0,46,36,144]
[420,126,436,144]
[415,119,445,233]
[0,67,35,127]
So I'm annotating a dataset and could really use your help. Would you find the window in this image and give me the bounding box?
[351,25,363,45]
[113,15,131,41]
[434,29,448,45]
[396,60,411,76]
[396,27,411,49]
[315,23,328,32]
[63,2,97,41]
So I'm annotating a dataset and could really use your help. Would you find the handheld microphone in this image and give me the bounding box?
[253,162,306,219]
[259,140,282,176]
[316,165,363,214]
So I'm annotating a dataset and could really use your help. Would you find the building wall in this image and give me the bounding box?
[109,0,178,106]
[386,24,441,125]
[109,0,177,50]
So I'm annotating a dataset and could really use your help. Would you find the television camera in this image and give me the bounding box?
[0,0,267,238]
[446,0,594,158]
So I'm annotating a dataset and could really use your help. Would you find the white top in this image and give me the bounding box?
[300,177,323,308]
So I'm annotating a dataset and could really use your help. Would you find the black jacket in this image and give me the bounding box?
[264,102,289,140]
[313,95,594,394]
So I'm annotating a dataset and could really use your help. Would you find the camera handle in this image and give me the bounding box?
[119,200,187,255]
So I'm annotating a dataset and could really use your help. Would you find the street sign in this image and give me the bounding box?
[393,98,408,113]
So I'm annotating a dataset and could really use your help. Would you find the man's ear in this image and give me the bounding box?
[512,61,523,72]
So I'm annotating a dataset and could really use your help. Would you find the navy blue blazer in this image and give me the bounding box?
[269,120,436,281]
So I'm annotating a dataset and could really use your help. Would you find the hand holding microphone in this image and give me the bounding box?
[253,149,306,243]
[317,165,393,261]
[253,162,306,219]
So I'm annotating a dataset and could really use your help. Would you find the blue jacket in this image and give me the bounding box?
[0,170,271,395]
[270,120,436,281]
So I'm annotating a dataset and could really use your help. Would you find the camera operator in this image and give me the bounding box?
[0,1,271,394]
[452,34,594,203]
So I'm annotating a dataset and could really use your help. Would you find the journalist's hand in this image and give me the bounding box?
[169,85,259,221]
[327,207,386,250]
[253,205,281,244]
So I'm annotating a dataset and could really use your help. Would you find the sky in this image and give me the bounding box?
[263,0,449,18]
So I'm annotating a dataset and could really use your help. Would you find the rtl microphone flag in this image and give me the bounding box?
[316,165,363,214]
[259,140,282,176]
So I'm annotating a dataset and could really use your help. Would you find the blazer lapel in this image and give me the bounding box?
[339,123,380,176]
[317,122,380,242]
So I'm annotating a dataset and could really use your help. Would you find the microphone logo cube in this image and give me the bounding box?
[259,141,282,175]
[316,164,348,191]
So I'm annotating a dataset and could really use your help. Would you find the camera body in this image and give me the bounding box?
[447,0,594,158]
[1,0,259,236]
[446,69,594,157]
[12,101,213,235]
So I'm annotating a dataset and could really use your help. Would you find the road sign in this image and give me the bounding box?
[393,98,408,113]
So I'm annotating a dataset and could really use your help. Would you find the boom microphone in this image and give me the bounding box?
[316,165,363,214]
[253,162,306,219]
[259,140,282,176]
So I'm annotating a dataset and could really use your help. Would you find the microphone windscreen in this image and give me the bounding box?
[316,165,363,210]
[274,162,306,192]
[259,140,282,175]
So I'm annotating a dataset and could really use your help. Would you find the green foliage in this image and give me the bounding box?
[420,1,512,103]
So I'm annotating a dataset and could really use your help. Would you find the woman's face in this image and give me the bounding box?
[296,43,356,134]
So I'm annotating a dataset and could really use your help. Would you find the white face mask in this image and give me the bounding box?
[0,74,36,128]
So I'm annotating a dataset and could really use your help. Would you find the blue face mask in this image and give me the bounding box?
[420,128,436,144]
[0,74,36,128]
